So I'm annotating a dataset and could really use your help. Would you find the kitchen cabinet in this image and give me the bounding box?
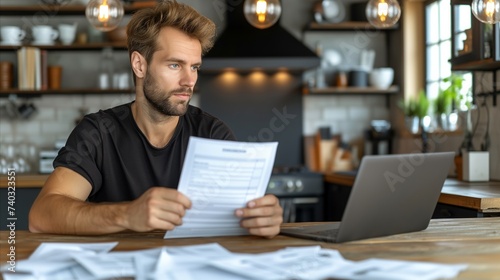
[301,21,401,101]
[0,4,149,97]
[304,85,399,107]
[0,173,42,230]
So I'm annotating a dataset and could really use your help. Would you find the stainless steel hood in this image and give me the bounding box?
[202,1,320,71]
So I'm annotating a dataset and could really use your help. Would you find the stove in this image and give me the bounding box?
[266,166,324,223]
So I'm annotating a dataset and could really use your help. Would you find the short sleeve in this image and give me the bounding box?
[53,115,104,195]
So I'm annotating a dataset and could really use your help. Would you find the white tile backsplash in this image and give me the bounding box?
[323,107,347,120]
[371,107,390,120]
[33,107,56,121]
[303,95,388,144]
[337,96,366,106]
[0,121,13,138]
[348,107,371,121]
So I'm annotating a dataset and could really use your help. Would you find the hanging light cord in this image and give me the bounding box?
[480,95,490,151]
[475,72,491,152]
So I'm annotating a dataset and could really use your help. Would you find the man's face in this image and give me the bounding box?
[143,27,202,116]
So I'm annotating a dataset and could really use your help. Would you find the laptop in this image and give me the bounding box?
[280,152,455,243]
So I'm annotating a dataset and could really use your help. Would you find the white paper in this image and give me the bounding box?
[73,248,162,279]
[330,258,469,280]
[154,244,250,280]
[165,137,278,238]
[211,246,353,280]
[1,242,118,275]
[28,242,118,260]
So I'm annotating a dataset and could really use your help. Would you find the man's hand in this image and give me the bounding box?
[121,187,192,232]
[235,194,283,238]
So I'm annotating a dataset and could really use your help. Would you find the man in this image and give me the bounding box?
[29,0,283,238]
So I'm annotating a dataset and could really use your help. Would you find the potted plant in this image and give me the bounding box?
[401,90,430,134]
[401,96,419,134]
[434,89,453,131]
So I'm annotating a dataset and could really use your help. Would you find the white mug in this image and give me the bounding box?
[58,23,77,45]
[1,26,26,45]
[32,25,59,45]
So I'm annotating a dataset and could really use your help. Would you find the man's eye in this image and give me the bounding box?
[169,64,180,69]
[192,66,201,71]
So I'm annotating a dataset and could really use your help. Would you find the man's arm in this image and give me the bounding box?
[29,167,191,235]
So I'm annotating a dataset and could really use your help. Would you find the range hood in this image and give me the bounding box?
[202,1,320,71]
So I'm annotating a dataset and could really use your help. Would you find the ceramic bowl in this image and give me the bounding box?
[369,67,394,89]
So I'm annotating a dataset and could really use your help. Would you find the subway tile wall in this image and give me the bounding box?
[0,94,135,150]
[303,95,389,142]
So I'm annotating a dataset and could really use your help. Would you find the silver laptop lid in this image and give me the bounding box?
[336,152,454,242]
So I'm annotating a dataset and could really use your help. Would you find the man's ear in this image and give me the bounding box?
[131,51,147,79]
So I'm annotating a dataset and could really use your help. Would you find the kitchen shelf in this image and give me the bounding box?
[304,85,399,95]
[306,21,398,31]
[0,3,147,97]
[303,86,399,108]
[0,42,127,50]
[0,2,155,15]
[398,128,464,138]
[451,59,500,71]
[0,88,134,97]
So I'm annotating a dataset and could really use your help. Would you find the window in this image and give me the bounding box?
[425,0,472,110]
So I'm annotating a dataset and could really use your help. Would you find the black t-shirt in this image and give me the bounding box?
[54,102,235,202]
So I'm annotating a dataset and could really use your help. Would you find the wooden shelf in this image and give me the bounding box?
[0,42,127,50]
[0,2,155,15]
[0,88,134,96]
[451,59,500,71]
[307,21,398,31]
[304,85,399,95]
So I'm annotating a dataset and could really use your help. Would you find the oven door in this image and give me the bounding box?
[279,196,323,223]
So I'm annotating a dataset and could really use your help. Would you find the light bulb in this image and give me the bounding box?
[472,0,500,24]
[244,0,282,29]
[86,0,124,32]
[365,0,401,28]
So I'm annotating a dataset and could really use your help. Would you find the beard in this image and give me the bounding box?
[143,72,192,117]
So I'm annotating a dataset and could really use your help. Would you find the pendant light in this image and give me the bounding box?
[365,0,401,28]
[243,0,282,29]
[471,0,500,24]
[86,0,124,32]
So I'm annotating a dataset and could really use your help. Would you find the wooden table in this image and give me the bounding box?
[325,173,500,215]
[1,218,500,279]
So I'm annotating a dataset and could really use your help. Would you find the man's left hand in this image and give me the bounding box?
[235,194,283,238]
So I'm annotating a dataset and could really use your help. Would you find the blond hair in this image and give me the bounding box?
[127,0,216,64]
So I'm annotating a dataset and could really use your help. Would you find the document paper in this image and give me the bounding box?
[165,136,278,239]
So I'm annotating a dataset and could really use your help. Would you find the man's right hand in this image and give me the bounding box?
[121,187,192,232]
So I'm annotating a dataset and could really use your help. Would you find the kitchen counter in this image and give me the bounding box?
[0,174,48,188]
[325,172,500,214]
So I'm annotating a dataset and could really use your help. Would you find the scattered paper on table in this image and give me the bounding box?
[1,241,469,280]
